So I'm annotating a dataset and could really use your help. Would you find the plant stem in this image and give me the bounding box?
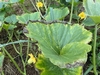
[2,47,24,75]
[42,0,47,11]
[25,38,30,64]
[93,24,98,75]
[69,0,74,24]
[14,33,27,75]
[19,43,26,75]
[7,30,20,54]
[84,65,93,75]
[29,0,38,11]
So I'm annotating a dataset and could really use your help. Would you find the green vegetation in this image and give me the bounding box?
[0,0,100,75]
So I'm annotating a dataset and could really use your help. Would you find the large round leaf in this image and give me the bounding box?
[26,22,92,67]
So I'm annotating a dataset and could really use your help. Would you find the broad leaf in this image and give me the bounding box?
[26,22,92,67]
[50,42,91,66]
[36,54,82,75]
[83,0,100,24]
[63,66,82,75]
[45,7,69,21]
[36,55,63,75]
[17,12,40,24]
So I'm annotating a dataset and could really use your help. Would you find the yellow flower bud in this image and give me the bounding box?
[28,53,36,64]
[78,12,86,19]
[36,2,43,8]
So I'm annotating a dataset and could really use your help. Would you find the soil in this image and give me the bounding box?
[0,28,39,75]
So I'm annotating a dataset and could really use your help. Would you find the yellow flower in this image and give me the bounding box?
[28,53,36,64]
[78,12,86,19]
[36,2,43,8]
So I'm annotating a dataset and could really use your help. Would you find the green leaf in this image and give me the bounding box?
[45,7,69,21]
[19,0,24,3]
[48,42,91,67]
[17,12,40,24]
[0,11,5,21]
[83,0,100,24]
[36,55,63,75]
[9,0,20,3]
[82,17,95,26]
[0,2,5,9]
[63,66,82,75]
[3,24,16,30]
[0,52,4,72]
[26,23,92,67]
[30,12,41,21]
[4,14,18,24]
[97,52,100,66]
[36,54,82,75]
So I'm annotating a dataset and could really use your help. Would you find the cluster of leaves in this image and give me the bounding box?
[0,0,100,75]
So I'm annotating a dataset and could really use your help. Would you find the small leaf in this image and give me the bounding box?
[3,24,16,30]
[0,2,4,9]
[82,17,95,26]
[17,12,40,24]
[4,14,18,24]
[9,0,20,3]
[0,11,5,21]
[45,7,69,21]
